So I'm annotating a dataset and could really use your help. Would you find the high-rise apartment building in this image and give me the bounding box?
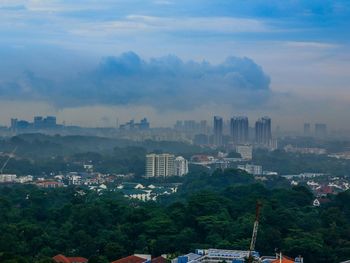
[213,116,223,146]
[230,116,249,144]
[315,123,327,138]
[304,123,311,136]
[255,117,272,145]
[146,153,175,177]
[174,156,189,176]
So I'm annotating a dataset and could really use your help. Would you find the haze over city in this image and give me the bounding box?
[1,0,350,129]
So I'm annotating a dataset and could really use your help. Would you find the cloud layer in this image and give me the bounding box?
[0,52,271,110]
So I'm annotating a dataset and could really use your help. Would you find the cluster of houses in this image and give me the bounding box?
[52,249,305,263]
[116,182,181,201]
[53,253,168,263]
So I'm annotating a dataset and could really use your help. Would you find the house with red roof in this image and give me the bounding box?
[53,254,88,263]
[111,255,147,263]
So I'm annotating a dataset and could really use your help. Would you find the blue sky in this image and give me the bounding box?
[0,0,349,129]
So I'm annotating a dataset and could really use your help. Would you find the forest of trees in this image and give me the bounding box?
[0,169,350,263]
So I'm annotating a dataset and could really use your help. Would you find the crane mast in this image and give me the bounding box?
[0,147,17,174]
[248,202,263,258]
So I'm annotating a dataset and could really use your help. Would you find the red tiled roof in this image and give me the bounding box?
[271,256,295,263]
[53,254,88,263]
[151,256,167,263]
[53,254,70,263]
[112,255,146,263]
[67,257,88,263]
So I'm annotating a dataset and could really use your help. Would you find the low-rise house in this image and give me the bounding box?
[36,181,64,188]
[111,255,147,263]
[53,254,88,263]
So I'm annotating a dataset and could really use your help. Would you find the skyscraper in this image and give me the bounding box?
[315,123,327,138]
[304,123,311,136]
[230,116,249,144]
[213,116,223,146]
[255,117,272,145]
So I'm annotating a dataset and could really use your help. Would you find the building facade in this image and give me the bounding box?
[236,145,253,160]
[230,116,249,144]
[255,117,272,145]
[174,156,189,176]
[213,116,223,146]
[146,154,175,177]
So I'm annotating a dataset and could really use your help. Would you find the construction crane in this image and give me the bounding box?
[0,147,17,174]
[247,201,263,262]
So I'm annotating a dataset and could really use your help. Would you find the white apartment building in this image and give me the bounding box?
[146,153,175,177]
[174,156,189,176]
[0,174,17,183]
[238,164,263,175]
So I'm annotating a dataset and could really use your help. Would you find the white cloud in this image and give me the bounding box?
[69,15,271,37]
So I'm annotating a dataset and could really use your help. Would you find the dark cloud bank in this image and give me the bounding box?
[0,52,271,110]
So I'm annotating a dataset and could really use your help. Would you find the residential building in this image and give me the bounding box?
[0,174,17,183]
[303,123,311,136]
[255,117,272,145]
[172,249,260,263]
[146,153,175,177]
[213,116,223,146]
[174,156,189,176]
[238,164,263,175]
[36,181,64,188]
[53,254,88,263]
[236,145,253,160]
[230,116,249,144]
[315,123,327,138]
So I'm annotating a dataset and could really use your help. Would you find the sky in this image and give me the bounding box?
[0,0,349,130]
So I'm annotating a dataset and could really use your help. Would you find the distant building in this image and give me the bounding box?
[0,174,17,183]
[193,134,209,145]
[303,123,311,136]
[199,120,208,134]
[236,145,253,160]
[120,118,150,130]
[284,145,326,155]
[10,118,18,132]
[172,249,260,263]
[230,116,249,144]
[213,116,223,146]
[146,153,175,177]
[36,181,64,188]
[174,156,189,176]
[255,117,272,145]
[139,118,150,130]
[315,123,327,138]
[238,164,262,175]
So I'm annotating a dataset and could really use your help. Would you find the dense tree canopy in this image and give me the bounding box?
[0,170,350,263]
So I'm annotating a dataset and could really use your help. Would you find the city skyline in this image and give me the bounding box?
[0,1,349,129]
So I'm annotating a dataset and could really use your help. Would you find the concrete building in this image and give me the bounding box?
[146,153,175,177]
[255,117,272,145]
[315,123,327,138]
[303,123,311,136]
[174,156,189,176]
[0,174,17,183]
[230,116,249,144]
[236,145,253,160]
[172,249,260,263]
[238,164,263,175]
[213,116,223,146]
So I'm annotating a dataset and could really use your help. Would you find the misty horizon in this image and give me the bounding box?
[0,1,350,130]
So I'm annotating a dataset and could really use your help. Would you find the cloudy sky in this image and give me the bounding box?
[0,0,349,130]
